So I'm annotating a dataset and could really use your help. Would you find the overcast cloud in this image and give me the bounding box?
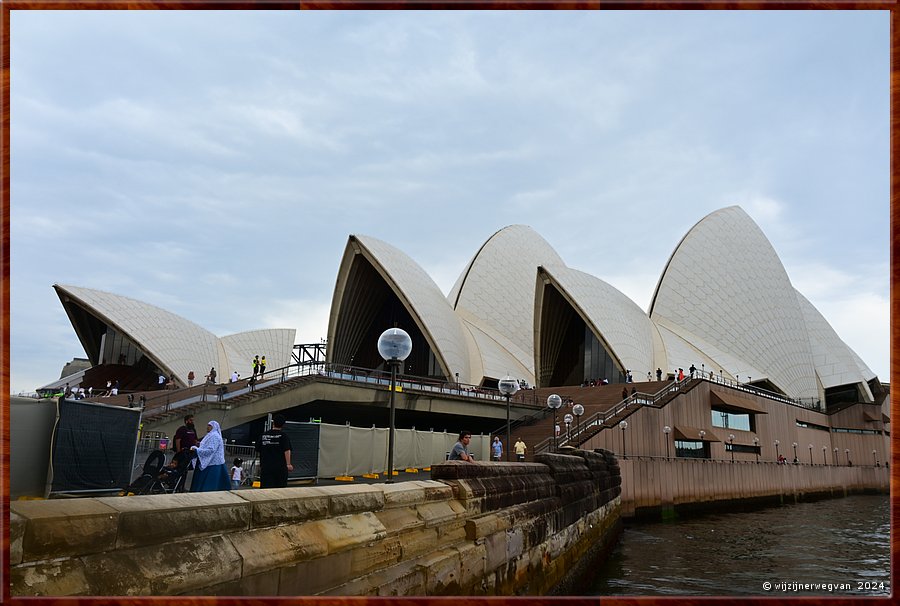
[9,10,889,393]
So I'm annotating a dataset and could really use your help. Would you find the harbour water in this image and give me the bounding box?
[589,494,891,597]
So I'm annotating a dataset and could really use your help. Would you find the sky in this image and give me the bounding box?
[8,10,889,394]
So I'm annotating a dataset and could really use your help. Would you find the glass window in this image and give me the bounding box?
[675,439,708,459]
[711,408,751,431]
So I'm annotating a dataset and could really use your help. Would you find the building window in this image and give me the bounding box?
[725,443,761,454]
[832,427,880,435]
[795,420,830,432]
[711,408,752,431]
[675,439,708,459]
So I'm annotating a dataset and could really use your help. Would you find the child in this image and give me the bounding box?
[230,458,243,490]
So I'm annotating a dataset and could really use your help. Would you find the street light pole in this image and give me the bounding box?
[663,425,671,460]
[845,449,851,466]
[729,434,735,463]
[872,449,877,466]
[833,447,839,466]
[822,446,827,466]
[563,413,573,442]
[619,420,628,459]
[377,328,412,484]
[498,376,519,462]
[792,442,798,463]
[774,439,780,462]
[753,436,760,463]
[808,444,813,465]
[547,394,562,450]
[572,404,584,444]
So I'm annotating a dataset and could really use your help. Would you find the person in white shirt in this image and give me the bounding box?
[230,458,243,490]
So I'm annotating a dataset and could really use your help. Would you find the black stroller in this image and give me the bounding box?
[125,450,190,495]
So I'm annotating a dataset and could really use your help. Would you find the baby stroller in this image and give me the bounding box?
[125,449,191,495]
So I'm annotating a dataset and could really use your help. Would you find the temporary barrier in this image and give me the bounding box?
[47,397,142,495]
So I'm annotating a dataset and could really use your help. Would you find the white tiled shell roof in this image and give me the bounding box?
[353,235,472,382]
[220,329,297,378]
[648,207,819,399]
[461,319,533,384]
[55,284,295,384]
[655,322,765,382]
[540,265,659,377]
[794,289,875,390]
[449,225,565,376]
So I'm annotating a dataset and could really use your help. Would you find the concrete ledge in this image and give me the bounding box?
[80,534,242,595]
[311,511,387,553]
[10,510,25,565]
[96,492,250,548]
[382,483,426,508]
[227,523,327,577]
[11,499,119,561]
[235,486,329,527]
[321,484,385,516]
[10,558,91,596]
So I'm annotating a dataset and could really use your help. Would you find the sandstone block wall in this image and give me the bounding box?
[10,450,622,597]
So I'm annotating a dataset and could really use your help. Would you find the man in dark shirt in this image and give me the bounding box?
[173,414,199,491]
[257,413,293,488]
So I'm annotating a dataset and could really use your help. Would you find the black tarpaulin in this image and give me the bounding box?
[49,398,141,494]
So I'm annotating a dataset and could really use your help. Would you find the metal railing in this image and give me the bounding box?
[132,361,545,422]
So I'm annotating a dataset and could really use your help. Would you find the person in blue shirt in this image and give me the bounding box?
[492,436,503,461]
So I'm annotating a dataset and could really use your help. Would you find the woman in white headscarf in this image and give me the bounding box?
[190,420,230,491]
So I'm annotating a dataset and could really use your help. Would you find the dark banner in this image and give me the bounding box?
[50,398,142,494]
[283,421,319,479]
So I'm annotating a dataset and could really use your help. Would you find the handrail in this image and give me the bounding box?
[134,361,546,421]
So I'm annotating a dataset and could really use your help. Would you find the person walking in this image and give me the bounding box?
[173,414,199,491]
[656,368,663,381]
[514,437,527,462]
[448,430,475,462]
[252,355,260,379]
[190,420,230,492]
[257,413,293,488]
[187,370,195,387]
[207,367,217,384]
[491,436,503,461]
[259,356,267,379]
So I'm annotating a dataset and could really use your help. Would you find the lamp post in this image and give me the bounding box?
[822,446,827,466]
[872,449,877,466]
[728,434,735,463]
[833,447,839,466]
[547,394,562,450]
[663,425,671,459]
[792,442,798,462]
[774,439,780,461]
[497,375,519,462]
[572,404,584,441]
[619,420,628,458]
[808,444,813,465]
[753,436,760,463]
[563,413,573,442]
[845,449,850,466]
[699,430,706,457]
[377,327,412,484]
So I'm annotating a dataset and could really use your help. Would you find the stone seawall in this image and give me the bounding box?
[10,449,622,596]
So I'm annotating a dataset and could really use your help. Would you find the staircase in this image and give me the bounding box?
[501,379,699,461]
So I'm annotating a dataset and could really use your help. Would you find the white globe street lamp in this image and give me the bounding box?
[547,394,562,450]
[498,375,519,462]
[572,404,584,441]
[377,328,412,484]
[663,425,672,460]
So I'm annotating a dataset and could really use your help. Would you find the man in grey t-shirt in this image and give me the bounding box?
[448,430,475,462]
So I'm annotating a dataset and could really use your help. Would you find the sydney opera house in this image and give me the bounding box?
[327,205,880,408]
[44,206,882,416]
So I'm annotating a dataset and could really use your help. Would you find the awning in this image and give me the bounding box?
[711,390,768,414]
[674,425,721,442]
[863,410,881,422]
